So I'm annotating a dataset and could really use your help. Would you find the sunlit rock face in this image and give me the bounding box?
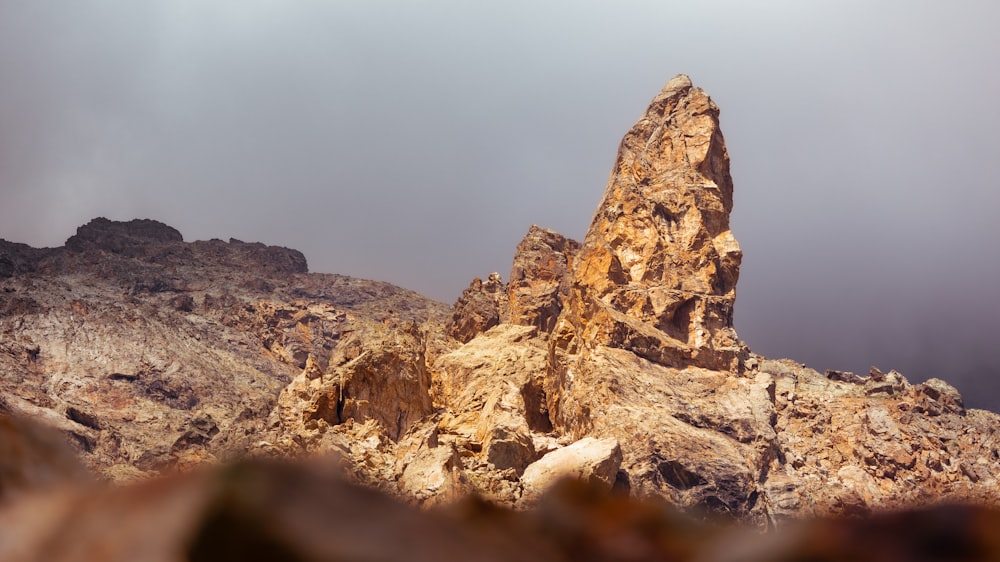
[554,74,744,372]
[507,225,579,335]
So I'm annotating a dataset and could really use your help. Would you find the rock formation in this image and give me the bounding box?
[507,225,579,333]
[2,415,999,561]
[0,217,449,482]
[432,74,1000,519]
[447,273,508,343]
[1,75,999,535]
[553,74,743,372]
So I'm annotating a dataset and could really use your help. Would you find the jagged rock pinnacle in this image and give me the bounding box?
[554,74,744,371]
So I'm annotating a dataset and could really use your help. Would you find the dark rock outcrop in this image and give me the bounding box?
[65,217,183,256]
[0,240,51,278]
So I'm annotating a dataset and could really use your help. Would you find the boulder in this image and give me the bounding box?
[272,320,433,444]
[520,437,622,502]
[397,442,471,506]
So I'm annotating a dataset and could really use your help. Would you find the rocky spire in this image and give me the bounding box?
[554,74,744,371]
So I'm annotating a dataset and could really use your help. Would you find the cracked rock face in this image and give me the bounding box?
[555,74,744,372]
[507,225,580,334]
[447,273,508,343]
[0,218,449,481]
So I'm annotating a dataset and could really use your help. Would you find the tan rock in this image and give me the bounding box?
[446,273,508,343]
[272,320,433,445]
[397,442,471,506]
[433,325,549,477]
[3,77,1000,529]
[520,437,622,502]
[761,358,1000,518]
[332,322,433,441]
[507,225,580,334]
[0,218,449,481]
[541,344,775,518]
[554,74,744,372]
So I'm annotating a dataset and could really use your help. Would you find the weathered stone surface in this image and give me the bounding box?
[0,218,449,482]
[447,273,508,343]
[507,225,580,334]
[0,414,90,505]
[397,442,471,506]
[542,345,776,518]
[554,74,744,372]
[520,437,622,503]
[512,76,766,519]
[431,324,552,501]
[271,319,433,444]
[760,358,1000,519]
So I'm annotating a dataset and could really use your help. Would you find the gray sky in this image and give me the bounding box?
[2,1,999,409]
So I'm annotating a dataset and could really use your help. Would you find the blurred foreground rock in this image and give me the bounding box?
[2,414,999,562]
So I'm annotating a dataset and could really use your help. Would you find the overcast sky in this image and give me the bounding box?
[2,1,999,409]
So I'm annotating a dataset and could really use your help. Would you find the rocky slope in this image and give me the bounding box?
[1,76,998,527]
[4,431,998,562]
[0,217,449,482]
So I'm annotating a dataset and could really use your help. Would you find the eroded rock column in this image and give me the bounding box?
[555,74,744,371]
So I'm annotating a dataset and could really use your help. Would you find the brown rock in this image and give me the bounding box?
[914,377,966,416]
[2,456,1000,561]
[554,74,744,371]
[0,460,555,562]
[0,414,90,505]
[447,273,508,343]
[272,320,433,445]
[520,437,622,503]
[507,225,580,334]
